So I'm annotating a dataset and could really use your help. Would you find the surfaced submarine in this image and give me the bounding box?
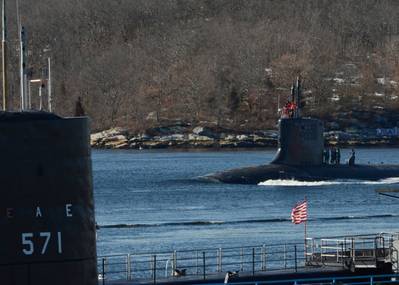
[206,79,399,184]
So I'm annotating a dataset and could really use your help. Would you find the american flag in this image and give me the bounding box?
[291,200,307,224]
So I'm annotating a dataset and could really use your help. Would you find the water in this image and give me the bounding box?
[93,148,399,257]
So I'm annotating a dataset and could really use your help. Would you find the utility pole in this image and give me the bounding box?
[2,0,7,111]
[39,82,43,110]
[20,26,27,110]
[17,0,27,110]
[17,0,22,109]
[27,75,31,108]
[47,57,52,112]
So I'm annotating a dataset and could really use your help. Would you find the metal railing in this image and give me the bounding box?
[97,242,306,283]
[197,273,399,285]
[97,232,399,283]
[305,233,393,269]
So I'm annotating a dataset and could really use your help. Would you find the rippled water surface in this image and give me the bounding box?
[93,148,399,256]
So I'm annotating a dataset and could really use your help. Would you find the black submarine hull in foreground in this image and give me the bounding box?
[0,112,97,285]
[206,163,399,184]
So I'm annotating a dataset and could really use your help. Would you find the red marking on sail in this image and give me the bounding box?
[291,200,307,224]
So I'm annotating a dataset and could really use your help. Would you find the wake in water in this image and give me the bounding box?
[258,177,399,187]
[99,214,399,229]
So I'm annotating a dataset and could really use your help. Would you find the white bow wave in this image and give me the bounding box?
[258,177,399,187]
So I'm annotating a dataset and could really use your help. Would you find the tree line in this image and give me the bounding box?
[3,0,399,131]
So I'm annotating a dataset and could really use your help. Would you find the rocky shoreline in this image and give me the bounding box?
[90,125,399,150]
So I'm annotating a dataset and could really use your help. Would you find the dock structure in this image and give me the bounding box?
[305,234,396,272]
[98,233,399,284]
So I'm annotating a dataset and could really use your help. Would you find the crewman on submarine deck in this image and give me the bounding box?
[281,102,290,118]
[336,148,341,164]
[281,101,297,119]
[323,147,342,165]
[348,149,356,166]
[330,147,336,164]
[323,148,329,164]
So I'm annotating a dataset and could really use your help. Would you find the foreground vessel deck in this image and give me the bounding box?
[98,233,399,284]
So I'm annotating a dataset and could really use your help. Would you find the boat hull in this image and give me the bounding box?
[205,163,399,184]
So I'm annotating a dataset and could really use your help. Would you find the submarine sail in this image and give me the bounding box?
[0,112,98,285]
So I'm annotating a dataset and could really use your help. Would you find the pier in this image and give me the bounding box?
[97,232,399,284]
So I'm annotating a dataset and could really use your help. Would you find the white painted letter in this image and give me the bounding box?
[40,232,51,254]
[22,233,34,255]
[57,232,62,254]
[36,207,42,218]
[65,204,72,217]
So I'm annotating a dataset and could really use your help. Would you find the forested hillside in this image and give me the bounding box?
[6,0,399,131]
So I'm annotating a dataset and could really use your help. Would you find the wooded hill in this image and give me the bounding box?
[5,0,399,131]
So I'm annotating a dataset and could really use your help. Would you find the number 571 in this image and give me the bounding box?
[22,232,62,255]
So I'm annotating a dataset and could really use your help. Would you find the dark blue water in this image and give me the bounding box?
[93,148,399,256]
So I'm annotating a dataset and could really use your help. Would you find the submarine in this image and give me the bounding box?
[0,112,97,285]
[206,78,399,184]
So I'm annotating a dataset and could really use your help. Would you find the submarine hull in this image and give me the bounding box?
[206,164,399,184]
[0,112,97,285]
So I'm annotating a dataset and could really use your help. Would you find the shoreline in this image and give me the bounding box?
[90,127,399,150]
[91,140,399,151]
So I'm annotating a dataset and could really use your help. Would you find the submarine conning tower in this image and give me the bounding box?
[0,112,97,285]
[271,117,324,166]
[271,77,324,166]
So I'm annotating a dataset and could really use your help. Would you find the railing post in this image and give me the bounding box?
[252,247,255,276]
[217,248,222,272]
[312,239,316,260]
[220,248,223,272]
[102,257,106,285]
[261,245,266,271]
[284,244,287,269]
[126,254,131,280]
[294,245,298,273]
[374,237,378,267]
[305,238,307,262]
[370,276,373,285]
[336,241,339,262]
[203,251,206,280]
[173,250,177,273]
[216,249,218,272]
[341,243,344,269]
[196,251,199,275]
[153,255,157,285]
[240,248,244,272]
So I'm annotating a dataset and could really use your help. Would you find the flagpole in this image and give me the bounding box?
[304,218,307,258]
[304,197,307,260]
